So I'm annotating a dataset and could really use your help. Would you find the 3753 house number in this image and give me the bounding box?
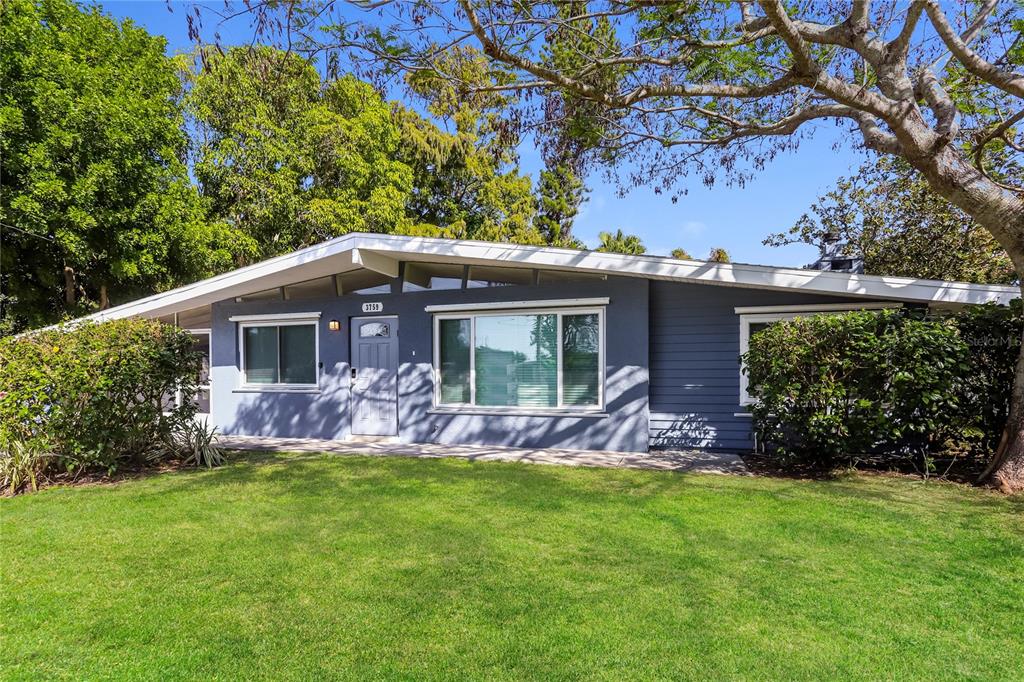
[361,302,384,313]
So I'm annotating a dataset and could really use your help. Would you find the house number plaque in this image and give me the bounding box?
[361,302,384,313]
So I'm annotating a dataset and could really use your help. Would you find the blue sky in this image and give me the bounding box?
[99,0,868,267]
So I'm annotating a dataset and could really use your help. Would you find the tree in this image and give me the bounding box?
[399,47,542,245]
[767,157,1016,284]
[188,47,415,261]
[595,229,645,255]
[0,0,228,331]
[219,0,1024,490]
[189,46,543,260]
[670,248,693,260]
[535,163,587,247]
[708,248,732,264]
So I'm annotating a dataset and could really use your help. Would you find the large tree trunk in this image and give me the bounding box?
[980,285,1024,493]
[906,146,1024,493]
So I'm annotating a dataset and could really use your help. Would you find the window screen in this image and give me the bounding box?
[243,323,316,386]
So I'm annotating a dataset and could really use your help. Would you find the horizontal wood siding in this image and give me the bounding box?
[647,281,864,451]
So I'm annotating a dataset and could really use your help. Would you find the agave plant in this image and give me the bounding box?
[0,440,55,495]
[175,418,225,469]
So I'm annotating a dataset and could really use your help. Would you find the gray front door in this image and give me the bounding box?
[350,316,399,436]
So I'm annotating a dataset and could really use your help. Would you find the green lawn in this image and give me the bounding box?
[2,453,1023,681]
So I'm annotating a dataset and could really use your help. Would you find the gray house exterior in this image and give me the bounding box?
[82,234,1018,454]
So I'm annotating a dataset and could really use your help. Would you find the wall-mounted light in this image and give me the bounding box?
[328,319,341,332]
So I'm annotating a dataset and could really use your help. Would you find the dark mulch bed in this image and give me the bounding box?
[2,458,207,497]
[741,451,990,486]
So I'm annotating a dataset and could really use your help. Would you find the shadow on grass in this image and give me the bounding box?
[167,449,1024,528]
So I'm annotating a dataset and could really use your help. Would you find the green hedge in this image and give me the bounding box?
[0,319,202,474]
[743,304,1020,465]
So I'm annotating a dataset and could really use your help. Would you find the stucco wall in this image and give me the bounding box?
[209,275,651,452]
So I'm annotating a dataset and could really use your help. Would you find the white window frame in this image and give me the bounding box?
[737,303,903,405]
[432,306,606,413]
[167,328,213,416]
[237,316,320,391]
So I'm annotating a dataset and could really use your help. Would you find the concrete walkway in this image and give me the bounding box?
[219,435,748,475]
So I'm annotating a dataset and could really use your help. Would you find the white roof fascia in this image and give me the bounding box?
[67,233,1019,327]
[353,237,1019,306]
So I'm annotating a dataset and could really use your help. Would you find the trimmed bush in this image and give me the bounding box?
[955,302,1022,455]
[743,304,1020,466]
[0,319,202,475]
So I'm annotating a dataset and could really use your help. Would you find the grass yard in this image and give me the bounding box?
[2,453,1023,681]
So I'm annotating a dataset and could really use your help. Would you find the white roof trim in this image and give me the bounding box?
[425,297,610,313]
[734,302,903,314]
[68,233,1018,326]
[228,312,322,323]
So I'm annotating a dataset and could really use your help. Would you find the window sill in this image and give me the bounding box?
[428,407,608,418]
[234,386,321,394]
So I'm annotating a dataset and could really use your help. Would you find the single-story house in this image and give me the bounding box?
[78,234,1018,453]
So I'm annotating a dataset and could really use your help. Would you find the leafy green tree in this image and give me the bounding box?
[188,47,414,260]
[595,229,645,255]
[767,158,1015,285]
[401,46,541,245]
[707,248,731,264]
[190,46,543,257]
[0,0,228,331]
[670,248,694,260]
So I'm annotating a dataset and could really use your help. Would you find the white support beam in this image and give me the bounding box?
[352,248,400,278]
[402,262,432,289]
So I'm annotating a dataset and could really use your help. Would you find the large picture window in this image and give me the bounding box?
[238,319,319,389]
[433,308,604,411]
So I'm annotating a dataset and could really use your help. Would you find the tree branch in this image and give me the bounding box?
[755,0,818,75]
[973,108,1024,191]
[923,1,1024,98]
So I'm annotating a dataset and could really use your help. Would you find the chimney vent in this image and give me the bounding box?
[808,234,864,273]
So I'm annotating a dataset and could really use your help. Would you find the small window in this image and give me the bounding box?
[163,331,212,414]
[338,269,393,295]
[466,265,534,288]
[241,322,318,388]
[402,263,464,292]
[360,322,390,337]
[537,270,607,285]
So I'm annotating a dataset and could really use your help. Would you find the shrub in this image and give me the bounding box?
[742,306,1016,465]
[0,318,202,475]
[955,301,1022,454]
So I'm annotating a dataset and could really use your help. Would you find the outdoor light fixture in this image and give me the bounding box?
[328,319,341,332]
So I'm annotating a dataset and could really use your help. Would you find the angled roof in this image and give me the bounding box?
[77,233,1019,323]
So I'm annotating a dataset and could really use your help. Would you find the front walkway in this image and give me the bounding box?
[219,435,748,475]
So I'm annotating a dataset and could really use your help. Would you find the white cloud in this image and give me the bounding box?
[681,220,707,236]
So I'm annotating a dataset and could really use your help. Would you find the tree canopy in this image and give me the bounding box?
[595,229,645,255]
[188,47,415,261]
[0,0,230,330]
[768,157,1016,285]
[188,45,546,262]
